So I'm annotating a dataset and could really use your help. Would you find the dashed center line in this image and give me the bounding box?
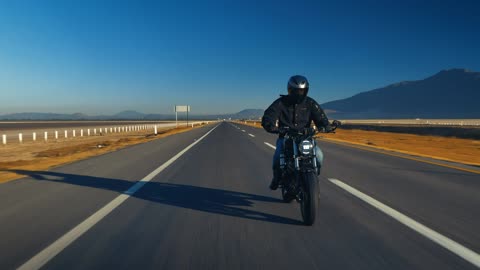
[248,134,255,137]
[264,142,276,149]
[241,130,246,132]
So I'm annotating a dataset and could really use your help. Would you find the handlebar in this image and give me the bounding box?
[276,120,341,136]
[278,126,316,136]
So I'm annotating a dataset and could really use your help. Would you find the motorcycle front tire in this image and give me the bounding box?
[300,172,319,226]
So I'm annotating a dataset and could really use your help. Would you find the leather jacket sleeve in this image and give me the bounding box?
[261,99,281,133]
[309,100,330,128]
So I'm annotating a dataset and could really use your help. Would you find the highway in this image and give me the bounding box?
[0,122,478,269]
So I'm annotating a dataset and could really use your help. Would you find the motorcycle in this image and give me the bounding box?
[277,121,340,225]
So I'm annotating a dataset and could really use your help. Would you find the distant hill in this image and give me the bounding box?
[322,68,480,119]
[112,110,147,119]
[230,109,264,120]
[0,109,265,121]
[0,112,90,120]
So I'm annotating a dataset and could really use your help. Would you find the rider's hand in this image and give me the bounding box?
[332,120,341,127]
[325,125,337,133]
[278,126,290,135]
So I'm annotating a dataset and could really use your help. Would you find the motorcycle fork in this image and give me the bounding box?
[312,140,318,170]
[293,140,300,170]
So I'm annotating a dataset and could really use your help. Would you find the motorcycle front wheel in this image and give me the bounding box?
[300,172,319,226]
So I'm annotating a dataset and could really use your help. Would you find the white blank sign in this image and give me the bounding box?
[175,105,190,112]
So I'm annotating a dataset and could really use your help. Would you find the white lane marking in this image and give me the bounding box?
[18,125,220,270]
[248,133,255,137]
[264,142,276,149]
[241,130,245,132]
[263,141,480,267]
[328,178,480,268]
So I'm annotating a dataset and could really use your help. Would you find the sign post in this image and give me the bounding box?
[175,105,191,127]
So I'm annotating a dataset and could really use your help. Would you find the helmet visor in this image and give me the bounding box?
[289,87,307,96]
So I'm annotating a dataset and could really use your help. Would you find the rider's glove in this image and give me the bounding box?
[324,125,336,133]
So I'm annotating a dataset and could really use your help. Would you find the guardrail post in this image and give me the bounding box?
[55,131,58,139]
[73,130,76,137]
[81,129,84,137]
[33,132,36,141]
[88,129,90,136]
[154,125,158,135]
[2,134,6,145]
[44,131,48,142]
[19,133,23,143]
[65,130,68,138]
[94,128,97,135]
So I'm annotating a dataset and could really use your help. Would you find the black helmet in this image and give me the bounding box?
[287,75,309,103]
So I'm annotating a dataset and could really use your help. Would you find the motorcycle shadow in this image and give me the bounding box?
[139,182,303,225]
[9,169,303,225]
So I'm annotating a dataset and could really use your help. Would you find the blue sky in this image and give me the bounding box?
[1,0,479,115]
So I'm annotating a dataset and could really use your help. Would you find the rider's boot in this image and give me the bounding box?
[269,169,281,190]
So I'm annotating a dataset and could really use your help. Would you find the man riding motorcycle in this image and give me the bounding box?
[261,75,339,190]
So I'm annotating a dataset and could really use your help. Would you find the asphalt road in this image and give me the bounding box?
[0,122,478,269]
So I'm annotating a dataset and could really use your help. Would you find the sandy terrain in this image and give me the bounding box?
[0,124,210,183]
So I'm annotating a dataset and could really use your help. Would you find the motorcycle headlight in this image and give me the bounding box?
[299,140,314,155]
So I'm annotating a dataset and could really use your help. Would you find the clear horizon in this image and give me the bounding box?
[1,0,479,115]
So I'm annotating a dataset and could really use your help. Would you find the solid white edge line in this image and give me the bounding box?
[263,140,480,267]
[248,134,255,137]
[18,124,220,270]
[328,178,480,268]
[264,142,276,149]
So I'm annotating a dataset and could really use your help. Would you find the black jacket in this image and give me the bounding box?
[261,95,330,134]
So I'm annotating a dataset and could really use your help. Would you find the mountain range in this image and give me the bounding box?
[1,69,478,120]
[322,68,480,119]
[0,109,264,121]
